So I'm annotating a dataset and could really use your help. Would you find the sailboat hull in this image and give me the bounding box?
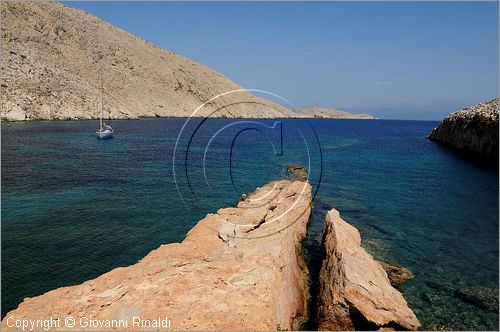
[96,129,113,139]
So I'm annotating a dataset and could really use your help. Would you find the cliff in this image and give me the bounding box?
[292,108,375,119]
[317,209,420,330]
[1,2,367,121]
[1,180,312,330]
[428,98,499,158]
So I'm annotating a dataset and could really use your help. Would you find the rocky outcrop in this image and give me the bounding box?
[287,165,308,181]
[292,108,375,119]
[428,99,499,158]
[1,180,312,330]
[317,209,420,331]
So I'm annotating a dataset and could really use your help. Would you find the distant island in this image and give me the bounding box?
[293,108,375,119]
[1,180,419,331]
[428,98,499,160]
[1,2,374,122]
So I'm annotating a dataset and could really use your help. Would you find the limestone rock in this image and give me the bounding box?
[428,98,499,158]
[378,261,415,287]
[1,180,312,330]
[317,209,420,331]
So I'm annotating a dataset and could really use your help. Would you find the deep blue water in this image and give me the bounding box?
[2,118,498,330]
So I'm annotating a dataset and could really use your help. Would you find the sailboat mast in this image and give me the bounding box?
[100,62,103,130]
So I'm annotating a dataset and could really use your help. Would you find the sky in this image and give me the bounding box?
[66,1,499,120]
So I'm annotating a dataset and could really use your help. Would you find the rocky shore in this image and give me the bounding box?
[317,209,420,330]
[1,180,312,330]
[2,182,422,331]
[428,99,499,159]
[292,108,375,119]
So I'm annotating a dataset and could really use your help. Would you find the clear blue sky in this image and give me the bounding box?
[66,1,498,120]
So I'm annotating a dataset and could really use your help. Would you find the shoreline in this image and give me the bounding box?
[1,115,378,123]
[2,180,313,331]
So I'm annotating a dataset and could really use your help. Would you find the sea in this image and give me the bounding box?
[2,118,498,330]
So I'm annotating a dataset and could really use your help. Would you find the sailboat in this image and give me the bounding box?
[96,63,113,139]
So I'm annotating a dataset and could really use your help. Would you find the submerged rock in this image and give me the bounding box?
[317,209,420,331]
[1,180,312,330]
[427,98,499,159]
[378,261,415,287]
[287,165,308,181]
[454,287,499,313]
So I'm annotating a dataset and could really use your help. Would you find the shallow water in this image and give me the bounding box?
[2,118,498,329]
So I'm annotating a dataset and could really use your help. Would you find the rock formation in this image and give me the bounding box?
[292,108,375,119]
[428,98,499,158]
[1,180,312,330]
[1,2,373,121]
[317,209,420,331]
[378,261,415,287]
[454,287,499,313]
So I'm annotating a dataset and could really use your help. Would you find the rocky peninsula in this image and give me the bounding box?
[428,98,499,159]
[317,209,420,330]
[292,108,375,119]
[1,180,312,330]
[1,2,373,121]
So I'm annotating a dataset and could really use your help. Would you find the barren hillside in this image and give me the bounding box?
[1,2,373,121]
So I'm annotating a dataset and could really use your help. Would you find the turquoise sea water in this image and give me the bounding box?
[2,119,498,330]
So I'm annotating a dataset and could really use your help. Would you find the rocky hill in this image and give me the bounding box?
[1,1,295,121]
[428,99,499,158]
[293,108,375,119]
[1,2,372,121]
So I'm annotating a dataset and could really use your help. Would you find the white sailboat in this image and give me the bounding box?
[96,121,113,139]
[96,64,113,139]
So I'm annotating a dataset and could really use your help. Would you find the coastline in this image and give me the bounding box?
[1,180,422,331]
[427,98,499,169]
